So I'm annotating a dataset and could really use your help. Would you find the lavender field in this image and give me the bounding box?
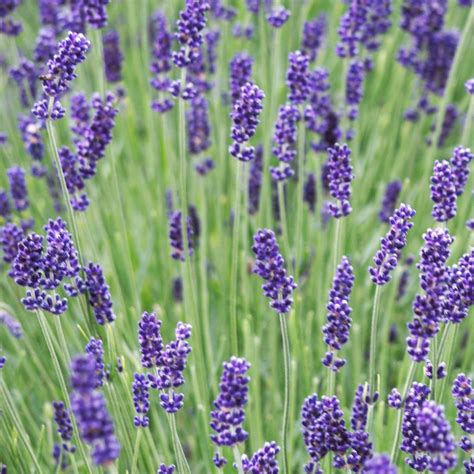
[0,0,473,472]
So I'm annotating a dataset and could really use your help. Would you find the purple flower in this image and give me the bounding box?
[103,30,123,83]
[345,60,365,121]
[326,143,354,218]
[286,51,310,105]
[0,223,24,264]
[248,145,263,215]
[59,146,89,211]
[172,0,210,68]
[37,31,91,100]
[241,441,280,473]
[388,388,402,409]
[9,58,37,107]
[321,256,354,372]
[168,210,193,261]
[369,203,415,285]
[452,374,474,440]
[138,311,163,369]
[232,23,253,39]
[32,98,66,121]
[450,146,473,196]
[229,53,253,105]
[437,104,458,148]
[210,357,250,447]
[7,166,28,212]
[84,262,115,325]
[430,160,457,222]
[71,93,91,136]
[229,82,264,162]
[85,337,106,387]
[379,180,402,223]
[252,229,296,314]
[267,6,290,28]
[83,0,110,29]
[70,354,120,465]
[0,310,23,338]
[34,27,56,64]
[18,115,44,162]
[303,173,317,213]
[187,95,211,155]
[301,394,350,471]
[132,373,150,427]
[157,465,176,474]
[465,78,474,94]
[302,14,326,62]
[52,400,75,467]
[364,454,397,473]
[194,158,214,176]
[406,228,453,362]
[0,189,11,219]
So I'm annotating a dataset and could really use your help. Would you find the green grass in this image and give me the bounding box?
[0,1,473,473]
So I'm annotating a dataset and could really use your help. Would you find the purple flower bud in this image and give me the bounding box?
[103,30,123,83]
[0,223,24,264]
[157,464,176,474]
[248,145,263,215]
[210,356,250,447]
[59,146,89,211]
[194,157,215,176]
[241,441,280,472]
[430,160,457,222]
[187,95,211,155]
[388,388,402,409]
[168,210,193,261]
[34,27,56,64]
[465,78,474,94]
[229,53,253,105]
[7,166,28,212]
[52,400,75,450]
[132,373,150,427]
[84,262,115,325]
[267,6,290,28]
[286,51,310,105]
[345,60,365,121]
[303,173,317,213]
[85,337,106,387]
[364,454,397,474]
[212,452,227,468]
[369,203,415,285]
[138,311,163,369]
[379,180,402,223]
[0,309,22,338]
[252,229,296,314]
[302,14,326,62]
[450,146,473,196]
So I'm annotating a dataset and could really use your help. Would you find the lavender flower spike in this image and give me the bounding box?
[132,373,150,427]
[379,180,402,224]
[430,160,457,222]
[369,203,415,285]
[241,441,280,472]
[326,143,354,218]
[286,51,310,105]
[450,146,473,196]
[252,229,296,314]
[364,454,397,473]
[321,256,354,372]
[84,262,115,325]
[7,166,28,212]
[210,356,250,449]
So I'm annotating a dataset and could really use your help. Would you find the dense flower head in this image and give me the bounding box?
[85,337,106,387]
[388,388,402,409]
[103,30,123,83]
[83,0,110,29]
[70,354,120,465]
[132,373,150,427]
[0,223,24,264]
[252,229,296,314]
[302,14,326,62]
[38,31,91,99]
[406,227,453,361]
[229,82,264,162]
[326,143,354,218]
[59,146,89,211]
[364,454,397,473]
[0,310,23,338]
[168,210,193,261]
[267,6,290,29]
[7,166,28,212]
[345,60,365,121]
[379,180,402,223]
[138,311,163,368]
[172,0,210,68]
[210,356,250,447]
[369,203,415,285]
[34,27,56,64]
[466,78,474,95]
[301,394,350,470]
[187,95,211,155]
[321,256,354,371]
[303,173,317,213]
[286,51,310,105]
[450,146,473,196]
[157,465,176,474]
[229,53,253,104]
[452,374,474,437]
[241,441,280,473]
[84,262,115,325]
[430,160,457,222]
[247,144,263,215]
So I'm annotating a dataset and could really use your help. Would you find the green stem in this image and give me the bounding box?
[168,412,191,474]
[279,313,291,474]
[333,218,343,275]
[390,360,416,464]
[131,429,143,473]
[294,106,306,278]
[230,161,243,356]
[93,28,106,98]
[438,324,459,403]
[277,181,291,261]
[232,446,244,474]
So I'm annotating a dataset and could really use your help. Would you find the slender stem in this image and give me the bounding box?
[333,218,343,275]
[327,367,336,396]
[168,413,191,474]
[279,313,291,474]
[232,446,244,474]
[93,28,106,98]
[230,161,243,356]
[131,429,143,474]
[367,284,382,431]
[438,324,459,403]
[390,360,416,464]
[294,107,306,278]
[277,181,291,260]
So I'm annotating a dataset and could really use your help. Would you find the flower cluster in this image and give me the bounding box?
[303,173,316,213]
[450,146,473,196]
[0,223,25,264]
[84,262,115,325]
[210,356,250,448]
[369,203,415,285]
[379,180,402,223]
[229,82,264,162]
[321,256,354,372]
[229,53,253,105]
[138,312,192,414]
[241,441,280,473]
[252,229,296,314]
[187,95,211,155]
[103,30,123,83]
[7,166,29,212]
[132,373,150,427]
[70,354,120,465]
[302,14,326,62]
[267,7,290,29]
[248,144,263,215]
[286,51,310,105]
[430,160,457,222]
[168,210,194,261]
[0,0,22,36]
[0,310,23,338]
[52,400,76,468]
[364,454,397,474]
[85,337,106,386]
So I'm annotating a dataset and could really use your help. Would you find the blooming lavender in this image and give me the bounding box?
[18,115,44,162]
[34,27,56,64]
[326,143,354,218]
[345,60,365,122]
[466,78,474,95]
[229,53,253,104]
[302,14,326,62]
[450,146,473,196]
[52,400,75,467]
[248,145,263,215]
[270,104,300,181]
[0,223,24,264]
[9,58,37,107]
[303,173,316,213]
[364,454,397,473]
[241,441,280,473]
[369,203,415,285]
[252,229,296,314]
[430,160,457,222]
[84,262,115,325]
[286,51,310,105]
[172,0,209,68]
[267,7,290,29]
[70,354,120,465]
[85,337,106,387]
[229,82,264,162]
[0,0,22,36]
[168,210,193,261]
[83,0,110,29]
[59,146,88,211]
[301,394,350,472]
[379,180,402,223]
[437,104,459,148]
[157,465,176,474]
[210,357,250,449]
[138,311,163,368]
[0,310,22,338]
[7,166,28,212]
[406,228,453,362]
[103,30,123,83]
[187,95,211,155]
[132,373,150,427]
[321,256,354,372]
